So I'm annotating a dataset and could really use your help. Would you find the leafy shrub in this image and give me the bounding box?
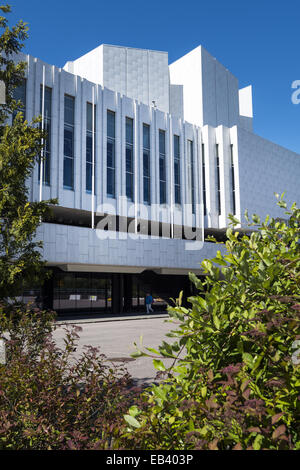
[0,304,140,450]
[123,198,300,450]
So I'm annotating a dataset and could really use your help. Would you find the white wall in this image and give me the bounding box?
[169,46,203,128]
[237,127,300,222]
[239,85,253,132]
[37,223,224,272]
[64,45,104,86]
[169,46,240,129]
[65,45,170,114]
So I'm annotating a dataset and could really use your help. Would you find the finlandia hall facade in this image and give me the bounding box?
[13,44,300,315]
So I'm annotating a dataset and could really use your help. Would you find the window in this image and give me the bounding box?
[216,144,221,215]
[126,117,134,201]
[143,124,151,205]
[159,130,166,204]
[53,272,112,313]
[230,144,236,215]
[86,102,96,193]
[39,86,52,185]
[107,110,115,197]
[174,135,181,205]
[202,143,207,216]
[63,95,75,190]
[187,140,195,214]
[12,79,26,121]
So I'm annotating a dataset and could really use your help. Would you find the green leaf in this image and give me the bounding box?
[212,313,220,330]
[131,350,146,358]
[124,415,141,429]
[129,406,140,417]
[153,359,166,371]
[146,347,160,355]
[253,433,264,450]
[242,353,254,367]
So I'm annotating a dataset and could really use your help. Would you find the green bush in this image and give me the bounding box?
[0,304,140,450]
[123,197,300,450]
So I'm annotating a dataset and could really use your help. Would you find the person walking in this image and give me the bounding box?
[145,293,154,313]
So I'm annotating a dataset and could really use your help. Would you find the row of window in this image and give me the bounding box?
[13,82,236,216]
[105,112,188,208]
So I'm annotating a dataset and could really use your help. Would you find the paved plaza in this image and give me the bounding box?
[53,315,181,384]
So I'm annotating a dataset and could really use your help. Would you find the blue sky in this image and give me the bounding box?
[7,0,300,153]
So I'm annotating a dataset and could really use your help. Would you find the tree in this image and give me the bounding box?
[123,197,300,450]
[0,5,57,300]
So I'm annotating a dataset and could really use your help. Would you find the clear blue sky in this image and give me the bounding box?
[7,0,300,154]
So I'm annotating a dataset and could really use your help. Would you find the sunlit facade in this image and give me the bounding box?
[13,44,300,315]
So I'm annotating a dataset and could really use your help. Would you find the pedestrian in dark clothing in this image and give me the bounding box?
[145,293,153,313]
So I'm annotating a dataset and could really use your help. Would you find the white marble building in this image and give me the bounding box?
[13,44,300,314]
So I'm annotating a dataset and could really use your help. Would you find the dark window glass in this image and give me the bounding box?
[126,117,134,201]
[159,130,165,154]
[64,95,75,125]
[53,272,112,313]
[12,79,26,121]
[126,146,133,173]
[126,117,133,143]
[107,167,115,196]
[39,86,51,185]
[107,140,114,168]
[86,134,93,192]
[43,87,52,121]
[107,110,115,138]
[230,144,236,215]
[126,172,133,200]
[63,156,73,189]
[159,130,166,204]
[202,143,207,216]
[160,180,166,206]
[86,102,96,193]
[143,151,150,177]
[143,175,150,205]
[63,95,75,189]
[86,160,93,194]
[174,135,181,205]
[159,155,166,181]
[42,119,51,184]
[187,140,195,214]
[216,144,221,215]
[64,127,73,157]
[143,124,151,204]
[143,124,150,149]
[86,134,93,163]
[107,110,115,197]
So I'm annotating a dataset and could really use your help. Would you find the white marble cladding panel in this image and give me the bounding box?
[65,45,104,86]
[169,84,184,119]
[169,46,203,129]
[201,47,239,128]
[237,127,300,222]
[101,46,169,113]
[169,46,240,129]
[103,46,127,98]
[148,50,169,113]
[126,47,149,106]
[36,223,225,271]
